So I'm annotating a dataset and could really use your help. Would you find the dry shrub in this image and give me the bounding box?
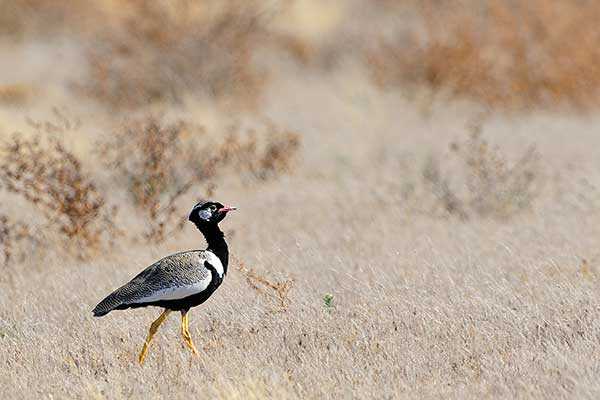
[235,257,294,312]
[83,0,268,109]
[370,0,600,110]
[199,122,301,182]
[251,126,301,180]
[0,0,90,38]
[0,0,30,37]
[98,118,200,243]
[0,116,118,257]
[419,124,541,219]
[100,117,300,242]
[0,83,34,106]
[0,214,31,264]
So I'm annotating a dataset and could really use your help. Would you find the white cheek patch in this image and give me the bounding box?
[198,209,212,221]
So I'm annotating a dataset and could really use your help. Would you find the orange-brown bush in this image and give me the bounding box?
[82,0,269,109]
[100,117,300,242]
[0,0,70,37]
[0,0,100,41]
[370,0,600,110]
[0,83,34,106]
[0,119,118,257]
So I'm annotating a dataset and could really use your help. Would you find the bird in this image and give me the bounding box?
[92,200,236,365]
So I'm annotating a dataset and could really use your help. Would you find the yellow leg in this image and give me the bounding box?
[138,310,171,365]
[181,311,200,356]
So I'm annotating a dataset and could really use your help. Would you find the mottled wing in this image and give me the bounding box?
[93,251,211,316]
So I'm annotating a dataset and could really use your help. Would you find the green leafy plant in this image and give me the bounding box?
[323,293,335,313]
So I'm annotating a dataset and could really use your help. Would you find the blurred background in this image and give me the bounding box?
[3,1,600,398]
[1,0,598,253]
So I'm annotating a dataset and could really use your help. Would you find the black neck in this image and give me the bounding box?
[196,223,229,274]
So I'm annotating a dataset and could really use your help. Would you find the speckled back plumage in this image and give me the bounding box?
[93,251,214,316]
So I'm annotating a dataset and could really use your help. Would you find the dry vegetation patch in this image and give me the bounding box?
[98,118,197,243]
[395,123,542,219]
[99,117,300,242]
[5,0,600,112]
[0,116,118,258]
[370,0,600,110]
[3,1,600,398]
[82,0,269,109]
[0,0,81,38]
[211,122,301,182]
[0,83,35,106]
[0,213,31,264]
[235,257,294,313]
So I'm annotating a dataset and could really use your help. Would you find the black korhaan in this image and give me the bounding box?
[93,200,236,365]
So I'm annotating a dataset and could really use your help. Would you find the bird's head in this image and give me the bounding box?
[188,200,237,227]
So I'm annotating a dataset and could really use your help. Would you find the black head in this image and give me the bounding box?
[188,200,237,226]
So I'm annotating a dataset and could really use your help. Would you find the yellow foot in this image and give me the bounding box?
[139,343,150,365]
[181,311,200,357]
[183,335,200,356]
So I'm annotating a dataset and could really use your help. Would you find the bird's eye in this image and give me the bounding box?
[209,205,217,212]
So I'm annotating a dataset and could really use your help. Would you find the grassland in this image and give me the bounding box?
[2,1,600,399]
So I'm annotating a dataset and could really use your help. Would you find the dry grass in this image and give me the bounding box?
[385,119,543,221]
[235,257,294,313]
[419,123,542,219]
[4,161,600,398]
[3,1,600,399]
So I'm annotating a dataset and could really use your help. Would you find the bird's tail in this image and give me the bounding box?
[92,291,123,317]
